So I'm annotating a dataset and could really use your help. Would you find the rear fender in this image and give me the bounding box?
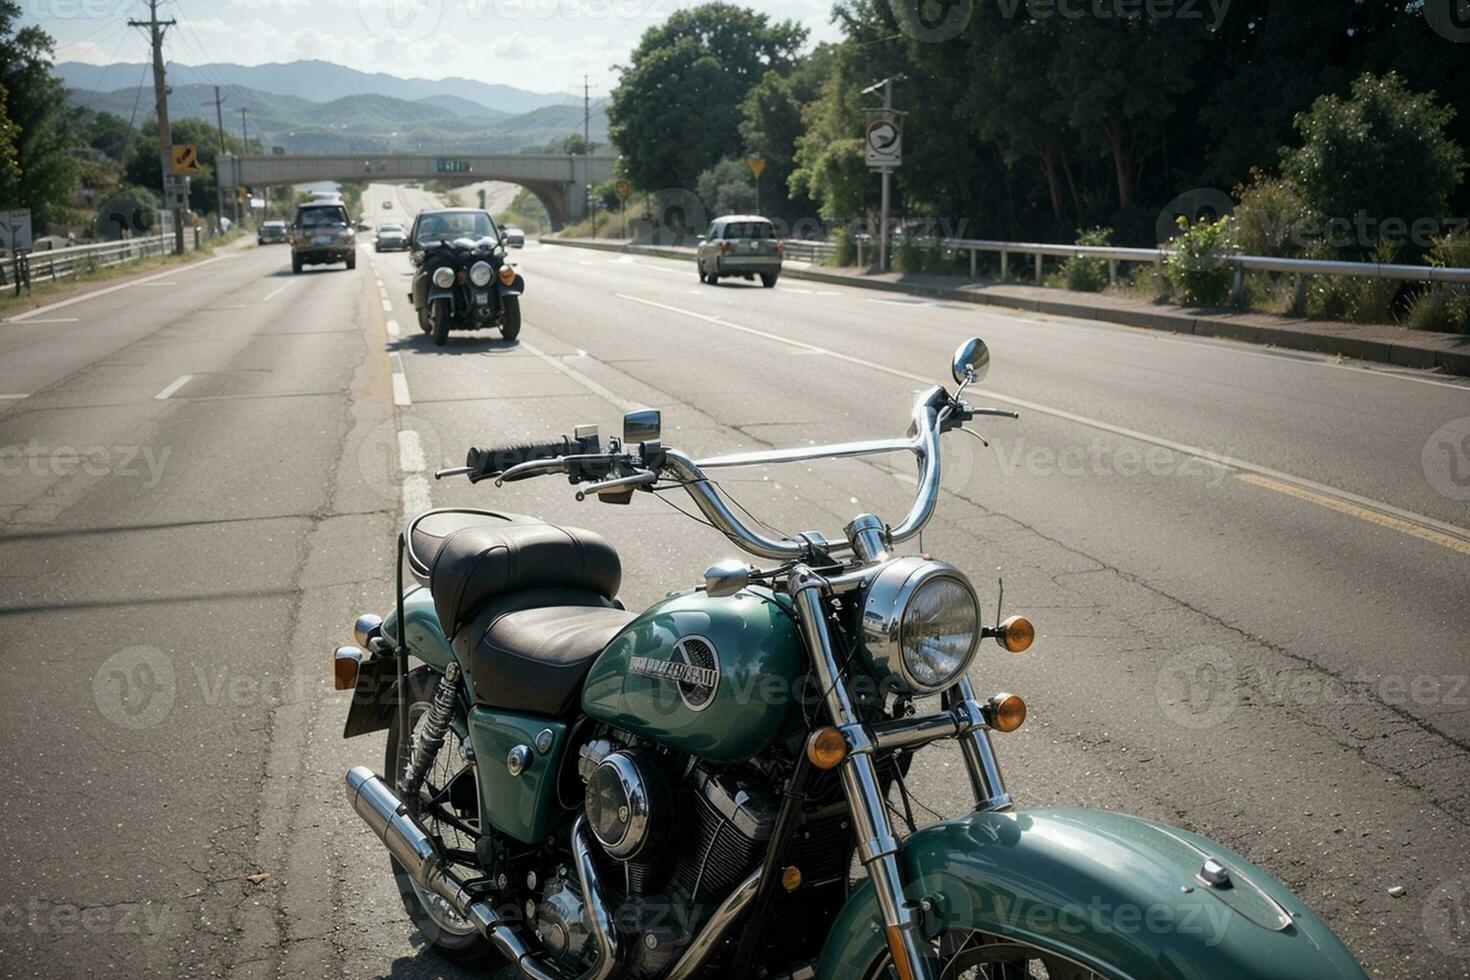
[343,587,456,738]
[816,807,1366,980]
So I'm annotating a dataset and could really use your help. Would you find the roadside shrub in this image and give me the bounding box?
[894,237,925,273]
[1232,171,1312,258]
[1131,263,1171,302]
[1406,232,1470,333]
[1305,242,1400,323]
[829,226,857,266]
[1281,71,1465,260]
[1056,227,1111,292]
[1164,216,1234,306]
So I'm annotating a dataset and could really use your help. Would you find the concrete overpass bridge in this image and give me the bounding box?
[217,152,617,229]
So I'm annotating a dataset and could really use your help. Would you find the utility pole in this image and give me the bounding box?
[239,107,250,226]
[582,75,591,204]
[129,0,183,255]
[206,85,229,231]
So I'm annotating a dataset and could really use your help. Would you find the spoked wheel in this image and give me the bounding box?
[863,931,1104,980]
[384,676,501,963]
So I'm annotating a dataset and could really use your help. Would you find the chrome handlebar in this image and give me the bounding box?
[444,384,1016,562]
[667,385,994,560]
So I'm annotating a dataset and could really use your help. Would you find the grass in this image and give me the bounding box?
[0,229,247,320]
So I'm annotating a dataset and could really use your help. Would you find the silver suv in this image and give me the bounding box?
[696,215,782,287]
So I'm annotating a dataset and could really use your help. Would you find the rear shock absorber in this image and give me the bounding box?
[398,661,462,802]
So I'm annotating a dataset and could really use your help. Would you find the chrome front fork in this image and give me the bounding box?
[788,568,931,980]
[944,677,1013,812]
[788,566,1013,980]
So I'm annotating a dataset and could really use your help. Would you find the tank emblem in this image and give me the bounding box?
[628,635,721,712]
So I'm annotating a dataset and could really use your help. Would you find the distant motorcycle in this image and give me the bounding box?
[410,226,523,346]
[333,339,1367,980]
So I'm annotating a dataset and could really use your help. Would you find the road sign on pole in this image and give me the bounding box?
[0,208,33,251]
[613,179,632,201]
[865,111,902,169]
[746,157,766,179]
[171,143,198,173]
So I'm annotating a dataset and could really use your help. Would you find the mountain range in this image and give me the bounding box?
[58,61,609,155]
[55,60,575,115]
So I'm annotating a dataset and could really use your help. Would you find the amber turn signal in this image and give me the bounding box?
[781,866,802,892]
[996,615,1035,653]
[987,693,1027,733]
[333,646,365,692]
[498,264,516,285]
[806,727,849,770]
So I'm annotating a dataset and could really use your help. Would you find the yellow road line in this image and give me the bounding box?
[1236,473,1470,556]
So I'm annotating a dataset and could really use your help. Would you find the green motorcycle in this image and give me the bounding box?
[334,338,1367,980]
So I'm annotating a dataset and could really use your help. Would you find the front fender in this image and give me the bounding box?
[817,807,1365,980]
[496,273,524,298]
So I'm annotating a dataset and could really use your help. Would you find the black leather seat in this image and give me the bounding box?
[417,514,632,716]
[458,595,636,715]
[426,519,622,637]
[405,509,539,587]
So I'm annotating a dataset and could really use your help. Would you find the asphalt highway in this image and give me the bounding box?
[0,181,1466,979]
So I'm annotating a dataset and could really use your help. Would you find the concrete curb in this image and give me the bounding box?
[542,238,1470,378]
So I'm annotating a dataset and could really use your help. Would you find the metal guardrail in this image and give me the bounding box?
[834,234,1470,308]
[782,239,837,264]
[2,228,221,290]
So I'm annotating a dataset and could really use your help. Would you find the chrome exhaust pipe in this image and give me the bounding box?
[345,767,622,980]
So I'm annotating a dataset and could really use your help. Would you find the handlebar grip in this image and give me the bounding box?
[466,434,598,482]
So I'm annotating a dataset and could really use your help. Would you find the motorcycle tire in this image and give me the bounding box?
[431,299,450,347]
[346,253,357,270]
[499,296,521,341]
[291,255,302,274]
[761,272,779,288]
[384,669,505,965]
[417,306,432,334]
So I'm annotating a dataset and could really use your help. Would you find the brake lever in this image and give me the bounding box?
[574,470,658,501]
[434,466,474,480]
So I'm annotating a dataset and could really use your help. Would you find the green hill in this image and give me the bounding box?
[65,84,605,155]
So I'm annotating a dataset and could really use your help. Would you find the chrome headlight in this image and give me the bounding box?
[860,557,980,696]
[432,266,455,289]
[469,261,494,287]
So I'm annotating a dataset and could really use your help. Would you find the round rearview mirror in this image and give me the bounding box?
[952,337,990,386]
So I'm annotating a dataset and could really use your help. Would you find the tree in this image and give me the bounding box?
[1281,72,1464,257]
[0,82,20,206]
[0,1,80,229]
[696,158,758,215]
[738,45,831,223]
[81,109,134,163]
[608,3,806,191]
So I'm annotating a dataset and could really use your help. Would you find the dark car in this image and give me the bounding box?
[374,223,408,252]
[696,215,783,287]
[290,201,357,273]
[407,208,523,345]
[257,220,288,245]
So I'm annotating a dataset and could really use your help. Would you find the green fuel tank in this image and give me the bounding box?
[582,587,806,763]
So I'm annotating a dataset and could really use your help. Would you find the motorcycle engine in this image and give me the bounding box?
[577,738,779,977]
[533,868,597,974]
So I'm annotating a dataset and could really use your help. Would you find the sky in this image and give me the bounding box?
[26,0,845,97]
